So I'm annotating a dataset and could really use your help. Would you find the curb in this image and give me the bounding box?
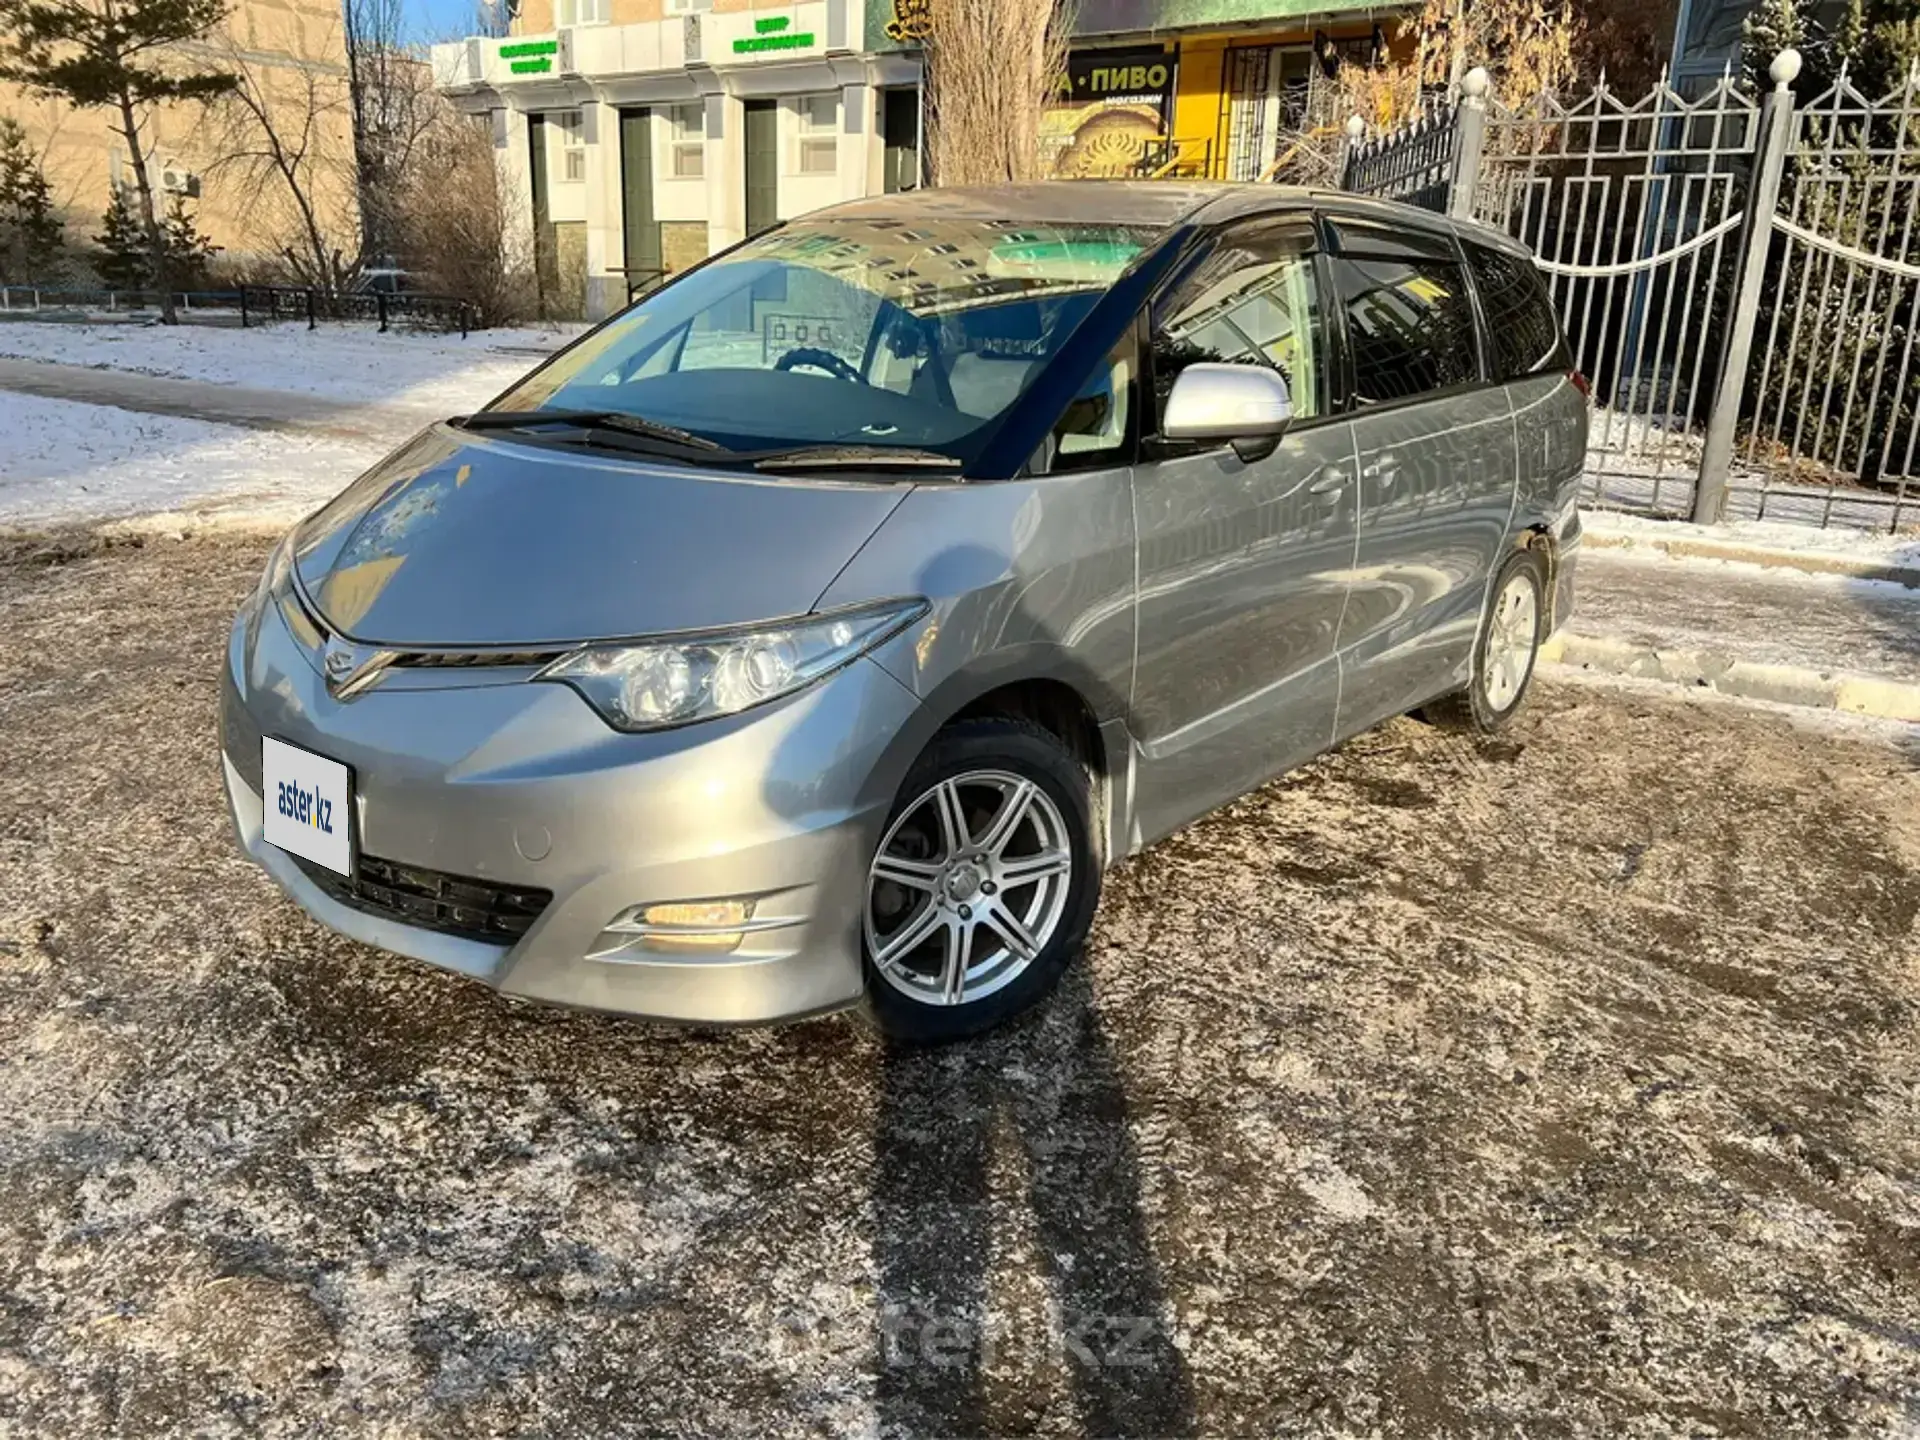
[1540,631,1920,724]
[1584,530,1920,589]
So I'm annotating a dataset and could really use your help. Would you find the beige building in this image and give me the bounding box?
[0,0,358,272]
[431,0,1410,321]
[432,0,924,319]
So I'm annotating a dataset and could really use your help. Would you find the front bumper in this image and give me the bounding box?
[220,594,923,1024]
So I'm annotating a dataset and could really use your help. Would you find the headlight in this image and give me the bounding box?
[536,599,925,732]
[255,532,296,605]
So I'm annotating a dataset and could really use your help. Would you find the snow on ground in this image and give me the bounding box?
[1580,406,1920,533]
[1584,509,1920,568]
[0,391,382,529]
[1577,546,1920,682]
[0,320,573,414]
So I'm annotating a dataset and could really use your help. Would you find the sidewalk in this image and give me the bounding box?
[1553,537,1920,722]
[0,356,428,444]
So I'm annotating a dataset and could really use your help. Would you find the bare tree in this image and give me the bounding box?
[923,0,1072,185]
[343,0,440,265]
[395,109,531,326]
[206,26,357,288]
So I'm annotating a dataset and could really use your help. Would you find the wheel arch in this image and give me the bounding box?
[866,649,1129,869]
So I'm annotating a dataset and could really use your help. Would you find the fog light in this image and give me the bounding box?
[643,900,752,930]
[589,898,758,959]
[639,900,751,953]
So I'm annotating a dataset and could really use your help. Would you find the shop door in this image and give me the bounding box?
[619,108,663,299]
[744,99,778,237]
[882,87,921,192]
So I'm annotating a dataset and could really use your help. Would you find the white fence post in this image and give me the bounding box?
[1338,114,1366,190]
[1693,49,1801,523]
[1449,68,1491,220]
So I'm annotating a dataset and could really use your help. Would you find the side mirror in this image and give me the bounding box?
[1161,362,1294,462]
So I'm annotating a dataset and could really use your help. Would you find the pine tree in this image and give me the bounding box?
[0,117,64,283]
[157,192,214,290]
[94,187,216,295]
[93,187,150,290]
[0,0,235,321]
[1744,0,1920,94]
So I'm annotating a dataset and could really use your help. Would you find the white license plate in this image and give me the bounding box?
[262,737,353,876]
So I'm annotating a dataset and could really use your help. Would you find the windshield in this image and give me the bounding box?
[490,217,1156,464]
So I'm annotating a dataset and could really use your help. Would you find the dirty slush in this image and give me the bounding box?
[1,529,1917,1434]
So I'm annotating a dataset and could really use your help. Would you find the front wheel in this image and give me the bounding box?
[861,718,1100,1043]
[1425,549,1547,734]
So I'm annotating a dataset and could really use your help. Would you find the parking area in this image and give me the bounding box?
[2,529,1918,1435]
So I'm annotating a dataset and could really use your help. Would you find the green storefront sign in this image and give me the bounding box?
[500,37,557,74]
[732,15,817,54]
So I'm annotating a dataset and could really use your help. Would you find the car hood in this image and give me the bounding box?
[291,426,912,648]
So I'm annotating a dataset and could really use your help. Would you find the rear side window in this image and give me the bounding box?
[1150,222,1325,422]
[1463,241,1567,380]
[1330,255,1480,405]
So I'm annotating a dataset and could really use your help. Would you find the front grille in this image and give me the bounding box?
[290,852,552,945]
[392,649,568,670]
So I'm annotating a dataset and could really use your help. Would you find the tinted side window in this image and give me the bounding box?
[1463,242,1567,380]
[1331,255,1480,405]
[1150,226,1325,422]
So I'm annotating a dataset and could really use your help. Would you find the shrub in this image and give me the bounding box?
[393,114,533,328]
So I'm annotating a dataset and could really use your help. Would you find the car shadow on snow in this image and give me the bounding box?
[869,962,1194,1438]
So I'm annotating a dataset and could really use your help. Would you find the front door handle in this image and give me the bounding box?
[1308,467,1350,496]
[1362,455,1400,486]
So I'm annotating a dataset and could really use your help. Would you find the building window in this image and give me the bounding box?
[555,109,586,182]
[555,0,607,24]
[668,103,705,178]
[665,0,711,11]
[795,92,838,175]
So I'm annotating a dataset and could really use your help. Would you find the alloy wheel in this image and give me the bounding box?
[1481,569,1540,713]
[864,769,1074,1007]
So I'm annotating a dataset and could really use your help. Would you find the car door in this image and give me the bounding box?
[1323,214,1519,735]
[1128,217,1361,846]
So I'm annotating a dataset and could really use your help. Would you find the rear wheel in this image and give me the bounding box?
[861,718,1100,1043]
[1425,549,1547,734]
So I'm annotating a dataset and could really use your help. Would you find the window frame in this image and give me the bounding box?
[1316,208,1491,416]
[667,102,705,179]
[1139,212,1338,450]
[792,92,839,176]
[550,108,588,183]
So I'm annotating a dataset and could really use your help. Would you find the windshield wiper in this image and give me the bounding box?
[751,444,962,473]
[456,409,725,451]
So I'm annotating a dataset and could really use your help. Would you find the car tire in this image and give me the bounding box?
[860,717,1101,1044]
[1424,548,1548,734]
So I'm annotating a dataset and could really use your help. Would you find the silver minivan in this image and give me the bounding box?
[220,183,1587,1041]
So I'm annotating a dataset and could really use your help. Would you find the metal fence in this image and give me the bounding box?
[1341,92,1461,216]
[1340,51,1920,534]
[0,283,476,337]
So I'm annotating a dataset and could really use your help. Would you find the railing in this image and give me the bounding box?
[1339,90,1463,216]
[236,285,475,337]
[0,284,244,317]
[0,283,476,337]
[1340,52,1920,534]
[1134,137,1216,180]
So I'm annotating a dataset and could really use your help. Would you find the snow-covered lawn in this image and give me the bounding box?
[0,320,590,528]
[0,392,383,529]
[0,319,571,413]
